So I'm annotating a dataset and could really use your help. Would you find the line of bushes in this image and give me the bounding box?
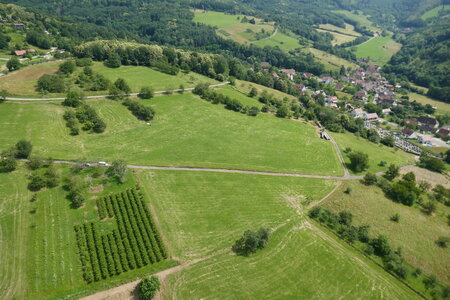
[193,83,260,116]
[122,99,155,121]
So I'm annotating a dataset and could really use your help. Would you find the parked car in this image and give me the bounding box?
[98,161,108,166]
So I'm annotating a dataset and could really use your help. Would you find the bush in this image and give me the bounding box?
[232,227,270,256]
[139,87,154,99]
[384,164,399,181]
[114,78,131,95]
[105,52,121,68]
[362,173,377,185]
[0,156,17,172]
[63,90,84,107]
[390,213,400,222]
[344,187,352,194]
[37,74,65,93]
[436,236,450,248]
[76,58,93,67]
[348,151,369,172]
[27,156,44,170]
[15,140,32,159]
[123,99,155,121]
[59,61,76,75]
[138,276,160,300]
[28,174,47,191]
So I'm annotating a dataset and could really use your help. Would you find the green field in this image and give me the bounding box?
[353,36,402,65]
[135,170,419,300]
[421,5,450,20]
[1,94,342,175]
[194,11,276,45]
[308,48,358,71]
[253,31,302,51]
[409,92,450,113]
[330,131,416,174]
[316,23,361,45]
[215,85,263,107]
[0,165,177,300]
[333,10,380,32]
[0,61,216,98]
[323,181,450,285]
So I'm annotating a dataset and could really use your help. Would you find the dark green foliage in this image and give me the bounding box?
[0,156,17,172]
[390,213,400,222]
[276,105,290,118]
[248,87,257,98]
[105,52,121,68]
[418,152,445,173]
[63,90,84,107]
[74,187,167,283]
[435,237,450,248]
[122,99,155,121]
[422,201,437,216]
[193,83,252,114]
[25,30,51,48]
[15,140,32,158]
[37,74,65,93]
[432,184,450,206]
[139,87,154,99]
[423,274,438,290]
[106,159,128,183]
[380,136,395,147]
[384,164,399,181]
[232,227,270,256]
[138,276,160,300]
[59,61,76,75]
[370,235,391,257]
[348,151,369,172]
[75,58,93,67]
[114,78,131,95]
[68,104,106,134]
[27,155,44,170]
[6,57,21,71]
[362,173,377,185]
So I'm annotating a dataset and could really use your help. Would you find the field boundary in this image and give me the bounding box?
[4,82,230,101]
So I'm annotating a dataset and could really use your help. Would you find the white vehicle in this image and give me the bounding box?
[98,161,108,166]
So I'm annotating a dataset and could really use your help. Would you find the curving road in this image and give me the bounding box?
[4,82,230,101]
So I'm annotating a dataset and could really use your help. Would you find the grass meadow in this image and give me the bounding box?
[138,170,419,300]
[253,31,302,51]
[0,94,342,175]
[333,10,380,32]
[316,23,361,45]
[323,181,450,285]
[0,61,216,98]
[354,36,402,65]
[409,92,450,114]
[308,48,358,71]
[330,131,416,174]
[421,5,450,20]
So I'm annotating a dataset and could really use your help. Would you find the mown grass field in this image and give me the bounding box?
[193,11,276,44]
[0,61,216,98]
[333,10,380,32]
[421,5,450,20]
[316,23,361,45]
[323,181,450,285]
[0,165,177,300]
[1,94,342,175]
[215,85,263,107]
[252,31,302,51]
[330,131,416,174]
[308,48,358,71]
[354,36,402,65]
[137,170,419,300]
[236,79,297,100]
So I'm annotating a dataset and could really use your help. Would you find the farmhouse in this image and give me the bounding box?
[363,112,379,122]
[14,50,27,56]
[376,94,396,106]
[382,108,391,115]
[260,62,270,68]
[11,23,25,28]
[417,134,433,146]
[351,108,365,118]
[320,75,334,84]
[271,72,280,79]
[437,127,450,138]
[335,82,344,91]
[354,90,367,100]
[402,128,418,139]
[280,69,296,80]
[294,83,306,92]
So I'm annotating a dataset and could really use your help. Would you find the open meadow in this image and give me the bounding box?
[307,48,358,71]
[136,170,419,300]
[0,61,217,98]
[0,93,342,175]
[330,131,416,174]
[353,36,402,65]
[323,181,450,285]
[409,92,450,114]
[316,23,361,45]
[421,5,450,20]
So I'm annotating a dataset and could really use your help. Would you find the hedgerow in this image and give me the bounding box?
[74,187,167,283]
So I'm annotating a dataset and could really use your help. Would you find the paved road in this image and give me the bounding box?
[4,82,230,101]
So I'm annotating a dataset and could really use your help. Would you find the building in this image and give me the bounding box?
[354,90,367,100]
[14,50,27,56]
[437,127,450,138]
[351,108,365,118]
[280,69,296,80]
[271,72,280,79]
[417,134,433,146]
[382,108,391,115]
[402,128,417,139]
[260,62,270,69]
[363,112,379,122]
[11,23,25,29]
[294,83,306,92]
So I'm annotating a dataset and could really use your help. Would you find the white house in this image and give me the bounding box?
[363,112,379,122]
[351,108,365,118]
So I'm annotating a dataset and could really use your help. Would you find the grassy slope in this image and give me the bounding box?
[323,181,450,284]
[0,94,342,175]
[409,92,450,114]
[354,36,402,65]
[193,11,245,27]
[330,131,416,174]
[252,31,302,51]
[421,5,450,20]
[135,170,418,300]
[333,10,380,32]
[316,23,361,46]
[236,79,297,100]
[0,61,216,98]
[0,165,176,300]
[215,85,263,107]
[308,48,358,71]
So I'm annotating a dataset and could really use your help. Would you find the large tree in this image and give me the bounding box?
[348,151,369,172]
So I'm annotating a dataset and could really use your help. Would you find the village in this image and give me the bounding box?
[260,60,450,157]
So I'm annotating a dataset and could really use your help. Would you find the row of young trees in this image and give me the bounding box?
[122,99,156,121]
[75,187,167,283]
[63,104,106,135]
[193,83,260,116]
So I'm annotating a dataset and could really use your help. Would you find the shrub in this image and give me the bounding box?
[59,60,76,75]
[344,187,352,194]
[362,173,377,185]
[122,99,155,121]
[232,227,270,256]
[105,52,121,68]
[139,87,154,99]
[390,213,400,222]
[37,74,65,93]
[436,236,450,248]
[0,156,17,172]
[76,58,93,67]
[28,174,47,191]
[14,140,32,159]
[63,90,85,107]
[138,276,160,300]
[114,78,131,94]
[348,151,369,172]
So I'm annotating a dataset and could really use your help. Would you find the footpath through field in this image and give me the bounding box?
[3,82,230,101]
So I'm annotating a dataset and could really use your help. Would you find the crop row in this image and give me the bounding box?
[75,187,168,283]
